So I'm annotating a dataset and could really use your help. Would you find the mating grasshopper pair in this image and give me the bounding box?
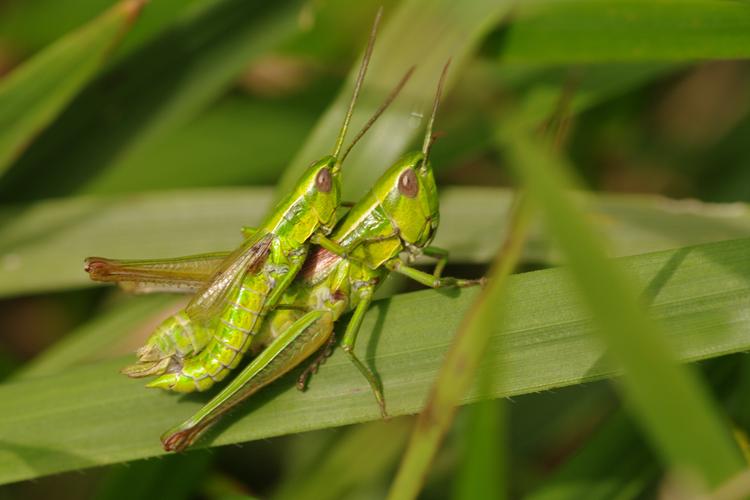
[86,13,481,451]
[87,10,396,393]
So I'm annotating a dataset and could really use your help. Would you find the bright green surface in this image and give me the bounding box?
[2,0,750,495]
[503,127,744,486]
[1,237,749,483]
[388,199,531,500]
[0,1,141,175]
[0,0,304,202]
[2,188,749,297]
[16,295,179,380]
[500,0,750,63]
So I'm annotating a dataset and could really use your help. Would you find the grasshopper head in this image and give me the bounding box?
[302,154,343,233]
[268,155,341,244]
[376,59,451,251]
[377,150,439,249]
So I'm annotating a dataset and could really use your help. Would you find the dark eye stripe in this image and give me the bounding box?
[316,168,332,193]
[398,168,418,198]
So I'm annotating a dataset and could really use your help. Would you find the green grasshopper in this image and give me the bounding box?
[85,10,414,392]
[99,62,482,451]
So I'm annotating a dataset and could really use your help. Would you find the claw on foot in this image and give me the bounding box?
[296,333,337,391]
[83,257,115,279]
[377,397,389,420]
[162,425,201,452]
[161,417,216,452]
[456,276,486,288]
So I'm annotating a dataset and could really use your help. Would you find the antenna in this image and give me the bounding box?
[421,59,451,164]
[340,66,416,163]
[332,7,383,158]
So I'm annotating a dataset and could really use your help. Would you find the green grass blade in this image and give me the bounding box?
[499,0,750,64]
[16,295,179,381]
[388,198,532,500]
[2,187,750,297]
[1,237,749,484]
[0,189,273,298]
[93,452,212,500]
[525,360,747,500]
[0,0,302,202]
[0,0,205,60]
[80,94,322,193]
[0,0,115,54]
[502,62,679,135]
[272,419,411,500]
[454,399,505,500]
[500,126,744,486]
[278,0,692,199]
[0,0,145,176]
[525,410,658,500]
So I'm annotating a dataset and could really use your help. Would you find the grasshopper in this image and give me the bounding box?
[100,62,483,451]
[85,10,414,392]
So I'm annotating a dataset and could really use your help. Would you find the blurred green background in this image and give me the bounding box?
[1,0,750,498]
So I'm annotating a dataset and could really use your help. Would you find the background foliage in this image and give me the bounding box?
[1,0,750,498]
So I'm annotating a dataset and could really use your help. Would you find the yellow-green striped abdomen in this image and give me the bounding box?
[148,242,308,393]
[122,311,213,378]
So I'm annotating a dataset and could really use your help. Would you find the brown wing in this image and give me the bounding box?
[84,252,229,294]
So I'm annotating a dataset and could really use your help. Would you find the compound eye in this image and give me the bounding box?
[398,168,418,198]
[315,168,332,193]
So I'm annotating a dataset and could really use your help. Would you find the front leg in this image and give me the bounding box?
[421,245,450,279]
[310,233,352,258]
[311,230,400,267]
[309,233,375,270]
[385,257,484,289]
[340,286,387,418]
